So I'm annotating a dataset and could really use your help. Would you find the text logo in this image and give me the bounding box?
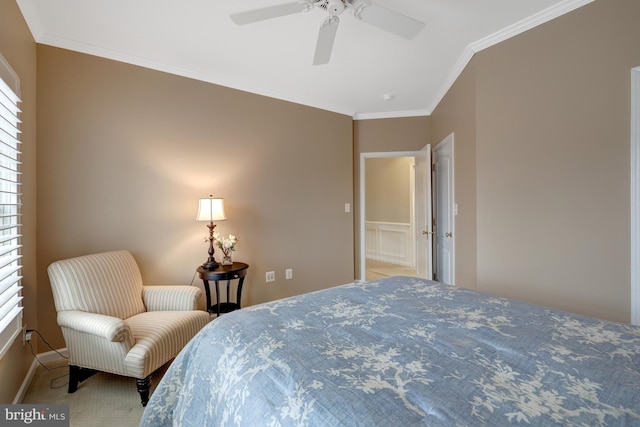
[0,405,69,426]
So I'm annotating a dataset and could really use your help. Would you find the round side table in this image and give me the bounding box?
[197,262,249,316]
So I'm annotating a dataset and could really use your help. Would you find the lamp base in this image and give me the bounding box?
[201,259,219,270]
[201,221,220,270]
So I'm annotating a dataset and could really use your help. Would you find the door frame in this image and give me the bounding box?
[631,66,640,325]
[433,134,455,285]
[359,151,420,282]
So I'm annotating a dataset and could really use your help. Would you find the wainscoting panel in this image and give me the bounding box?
[365,222,414,267]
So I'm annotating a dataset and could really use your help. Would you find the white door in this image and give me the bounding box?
[433,134,455,285]
[414,144,433,279]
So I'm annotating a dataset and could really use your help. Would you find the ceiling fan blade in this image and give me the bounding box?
[313,16,340,66]
[353,1,425,39]
[231,1,313,25]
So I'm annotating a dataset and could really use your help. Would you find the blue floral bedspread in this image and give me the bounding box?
[139,277,640,426]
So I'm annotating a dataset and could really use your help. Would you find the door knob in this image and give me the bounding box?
[445,232,453,238]
[422,230,434,237]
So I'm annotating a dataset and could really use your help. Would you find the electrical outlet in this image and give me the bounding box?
[266,271,275,283]
[285,269,293,280]
[23,326,31,346]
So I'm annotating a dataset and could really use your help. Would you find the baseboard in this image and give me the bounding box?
[13,347,68,404]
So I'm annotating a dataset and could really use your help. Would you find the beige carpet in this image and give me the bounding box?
[22,359,168,427]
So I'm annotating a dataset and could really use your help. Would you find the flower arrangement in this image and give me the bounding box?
[213,232,238,264]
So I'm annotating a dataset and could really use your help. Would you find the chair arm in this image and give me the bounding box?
[57,310,131,343]
[142,285,202,311]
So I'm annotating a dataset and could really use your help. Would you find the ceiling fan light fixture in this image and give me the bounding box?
[230,0,425,65]
[326,0,346,15]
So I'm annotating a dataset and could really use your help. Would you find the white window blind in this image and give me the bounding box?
[0,53,22,359]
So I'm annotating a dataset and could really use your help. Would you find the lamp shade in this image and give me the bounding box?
[196,196,226,222]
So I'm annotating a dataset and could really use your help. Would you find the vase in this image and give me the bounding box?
[221,253,233,265]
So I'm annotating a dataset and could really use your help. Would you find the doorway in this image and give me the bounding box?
[359,147,433,282]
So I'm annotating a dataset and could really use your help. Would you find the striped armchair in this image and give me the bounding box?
[47,250,210,406]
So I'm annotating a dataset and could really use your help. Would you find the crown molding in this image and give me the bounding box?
[34,32,357,118]
[428,0,594,116]
[354,109,430,121]
[427,46,476,115]
[18,0,595,121]
[470,0,594,52]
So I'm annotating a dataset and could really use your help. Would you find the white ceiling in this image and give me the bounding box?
[17,0,592,119]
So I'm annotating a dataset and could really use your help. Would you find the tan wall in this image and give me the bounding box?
[366,157,413,224]
[432,0,639,322]
[353,117,430,278]
[36,46,355,349]
[0,1,37,403]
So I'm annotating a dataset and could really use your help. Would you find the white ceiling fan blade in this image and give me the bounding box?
[313,16,340,66]
[231,1,313,25]
[353,1,425,39]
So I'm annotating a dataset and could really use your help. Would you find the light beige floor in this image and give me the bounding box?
[366,259,417,281]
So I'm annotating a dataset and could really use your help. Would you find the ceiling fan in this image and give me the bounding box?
[230,0,425,65]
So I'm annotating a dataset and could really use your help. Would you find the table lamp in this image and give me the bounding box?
[197,195,226,269]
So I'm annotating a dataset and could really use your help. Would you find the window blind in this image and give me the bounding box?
[0,54,22,359]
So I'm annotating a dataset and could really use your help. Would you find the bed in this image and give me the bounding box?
[139,276,640,426]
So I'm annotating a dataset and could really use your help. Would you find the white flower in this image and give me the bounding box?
[214,234,239,255]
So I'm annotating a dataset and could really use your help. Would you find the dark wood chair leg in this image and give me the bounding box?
[68,365,98,393]
[137,375,152,406]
